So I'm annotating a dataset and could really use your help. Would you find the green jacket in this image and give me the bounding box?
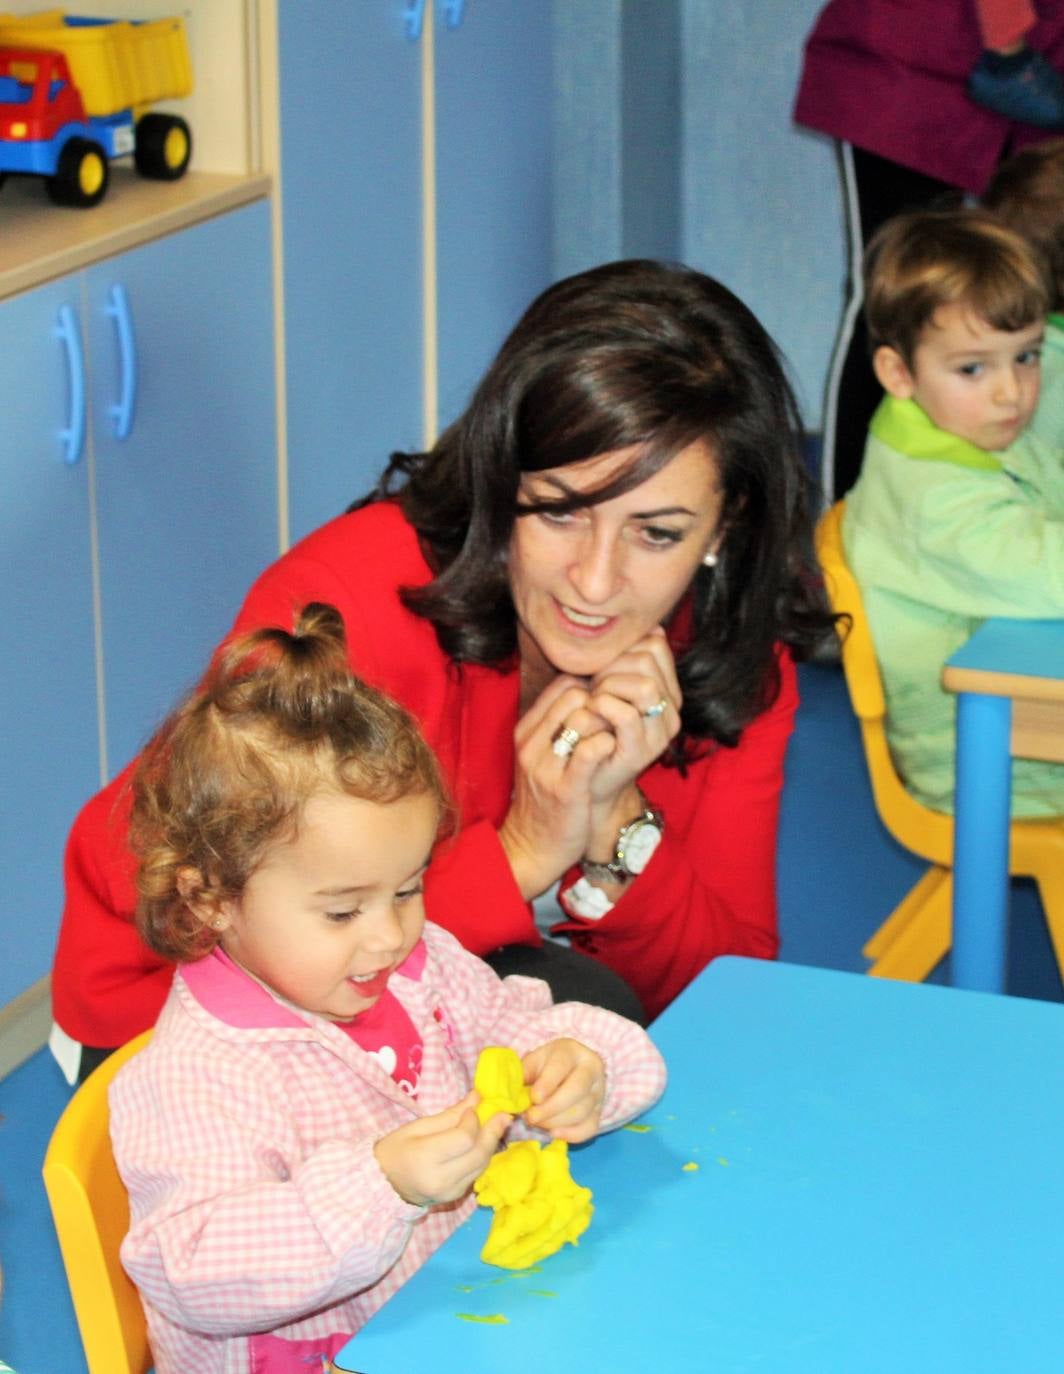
[843,395,1064,817]
[1023,314,1064,454]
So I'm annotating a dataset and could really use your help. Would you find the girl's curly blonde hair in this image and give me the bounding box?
[129,602,447,963]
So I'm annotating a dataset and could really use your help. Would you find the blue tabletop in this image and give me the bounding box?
[947,617,1064,681]
[335,957,1064,1374]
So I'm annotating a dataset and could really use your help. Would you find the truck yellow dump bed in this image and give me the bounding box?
[0,9,191,116]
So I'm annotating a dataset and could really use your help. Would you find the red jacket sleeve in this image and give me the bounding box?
[554,649,798,1021]
[52,762,173,1046]
[422,820,539,955]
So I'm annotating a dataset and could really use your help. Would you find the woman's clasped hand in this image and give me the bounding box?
[502,628,682,903]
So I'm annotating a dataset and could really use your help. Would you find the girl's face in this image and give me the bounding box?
[508,440,724,681]
[213,788,438,1021]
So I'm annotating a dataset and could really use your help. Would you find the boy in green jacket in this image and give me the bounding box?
[843,207,1064,816]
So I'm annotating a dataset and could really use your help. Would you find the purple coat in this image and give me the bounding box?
[793,0,1064,193]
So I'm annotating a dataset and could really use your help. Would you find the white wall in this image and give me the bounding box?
[680,0,843,429]
[554,0,844,432]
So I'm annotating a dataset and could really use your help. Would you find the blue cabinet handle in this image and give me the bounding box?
[106,282,137,440]
[404,0,426,39]
[441,0,465,28]
[55,304,86,466]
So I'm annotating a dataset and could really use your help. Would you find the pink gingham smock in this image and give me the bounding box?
[109,922,666,1374]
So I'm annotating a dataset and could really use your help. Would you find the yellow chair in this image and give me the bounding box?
[42,1030,154,1374]
[814,500,1064,982]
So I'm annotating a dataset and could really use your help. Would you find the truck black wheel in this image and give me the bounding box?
[47,139,110,208]
[134,113,192,180]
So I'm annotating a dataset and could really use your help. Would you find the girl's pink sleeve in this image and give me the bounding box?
[111,1047,425,1336]
[425,926,667,1131]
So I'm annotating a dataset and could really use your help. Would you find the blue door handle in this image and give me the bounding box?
[55,304,86,466]
[404,0,427,39]
[105,282,137,440]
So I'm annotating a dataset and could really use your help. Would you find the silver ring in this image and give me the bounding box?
[551,725,581,758]
[643,698,668,720]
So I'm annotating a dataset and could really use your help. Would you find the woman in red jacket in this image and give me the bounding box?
[53,259,834,1081]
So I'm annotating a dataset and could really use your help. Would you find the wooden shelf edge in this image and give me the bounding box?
[0,168,273,300]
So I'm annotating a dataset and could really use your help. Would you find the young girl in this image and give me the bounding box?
[109,603,665,1374]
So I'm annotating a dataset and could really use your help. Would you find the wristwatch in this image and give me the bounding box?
[581,807,664,884]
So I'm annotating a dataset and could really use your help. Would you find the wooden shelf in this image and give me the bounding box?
[0,168,272,301]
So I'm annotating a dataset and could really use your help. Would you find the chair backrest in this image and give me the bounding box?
[814,500,953,865]
[42,1029,154,1374]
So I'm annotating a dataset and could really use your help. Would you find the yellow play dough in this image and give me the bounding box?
[475,1138,594,1269]
[471,1048,594,1270]
[474,1045,532,1124]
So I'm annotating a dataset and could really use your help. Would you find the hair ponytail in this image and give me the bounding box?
[131,602,446,963]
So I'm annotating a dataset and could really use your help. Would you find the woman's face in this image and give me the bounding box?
[509,440,724,680]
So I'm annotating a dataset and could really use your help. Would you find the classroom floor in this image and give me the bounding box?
[1,661,1059,1374]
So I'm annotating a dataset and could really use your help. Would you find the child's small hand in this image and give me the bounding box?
[521,1038,606,1143]
[374,1092,511,1207]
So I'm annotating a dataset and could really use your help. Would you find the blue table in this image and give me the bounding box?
[942,618,1064,992]
[332,957,1064,1374]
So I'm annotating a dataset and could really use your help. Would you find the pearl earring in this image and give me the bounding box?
[702,550,718,568]
[211,917,226,931]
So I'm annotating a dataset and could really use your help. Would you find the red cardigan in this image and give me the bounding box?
[52,502,796,1039]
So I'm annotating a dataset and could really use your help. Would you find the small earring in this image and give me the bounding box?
[702,550,718,568]
[211,917,226,931]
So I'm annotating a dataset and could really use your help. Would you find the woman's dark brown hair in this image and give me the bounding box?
[355,259,834,750]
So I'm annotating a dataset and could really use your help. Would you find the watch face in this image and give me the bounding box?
[622,819,662,875]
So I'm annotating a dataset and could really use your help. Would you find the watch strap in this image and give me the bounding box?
[581,806,664,883]
[580,857,627,884]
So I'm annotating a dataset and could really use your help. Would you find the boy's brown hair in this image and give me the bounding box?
[863,208,1050,367]
[983,139,1064,312]
[129,602,448,964]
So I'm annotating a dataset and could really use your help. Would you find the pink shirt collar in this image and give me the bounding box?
[181,939,428,1029]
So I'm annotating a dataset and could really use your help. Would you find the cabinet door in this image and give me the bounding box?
[279,1,424,543]
[0,279,100,1005]
[434,0,553,427]
[88,200,278,775]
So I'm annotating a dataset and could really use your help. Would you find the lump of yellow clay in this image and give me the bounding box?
[471,1047,594,1269]
[474,1045,532,1124]
[475,1138,541,1209]
[474,1138,594,1270]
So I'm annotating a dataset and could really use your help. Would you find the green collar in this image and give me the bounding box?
[869,395,1004,472]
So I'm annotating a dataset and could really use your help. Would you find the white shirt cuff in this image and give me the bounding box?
[559,876,615,921]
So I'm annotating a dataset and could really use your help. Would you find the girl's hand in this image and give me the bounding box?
[373,1092,512,1207]
[521,1038,606,1144]
[585,627,682,809]
[499,675,616,899]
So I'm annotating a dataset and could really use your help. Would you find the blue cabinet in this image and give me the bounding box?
[0,199,277,1008]
[278,0,553,543]
[0,279,100,1007]
[279,1,423,542]
[434,0,552,426]
[89,203,278,772]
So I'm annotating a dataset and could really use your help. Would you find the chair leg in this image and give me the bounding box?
[866,871,952,982]
[1034,864,1064,989]
[863,866,950,960]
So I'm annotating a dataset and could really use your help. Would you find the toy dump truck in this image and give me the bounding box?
[0,9,192,206]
